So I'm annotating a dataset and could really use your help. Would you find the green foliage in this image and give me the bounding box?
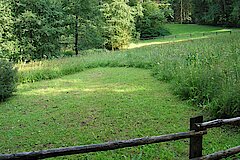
[136,1,170,38]
[169,0,240,26]
[172,0,192,23]
[101,0,137,50]
[61,0,103,54]
[0,59,17,101]
[78,20,105,50]
[159,0,174,22]
[230,0,240,26]
[0,0,17,59]
[192,0,240,27]
[12,0,64,61]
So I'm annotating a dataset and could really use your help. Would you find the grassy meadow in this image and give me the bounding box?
[0,25,240,159]
[1,68,239,159]
[16,32,240,118]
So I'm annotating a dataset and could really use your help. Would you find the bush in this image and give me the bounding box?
[136,1,170,38]
[78,22,105,50]
[0,59,17,101]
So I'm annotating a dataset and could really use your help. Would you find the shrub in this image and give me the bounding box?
[78,22,105,50]
[136,1,170,38]
[0,59,17,101]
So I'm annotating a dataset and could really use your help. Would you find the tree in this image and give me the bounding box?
[172,0,192,23]
[136,1,169,38]
[61,0,101,55]
[191,0,240,27]
[101,0,137,50]
[12,0,64,61]
[230,0,240,27]
[0,0,17,60]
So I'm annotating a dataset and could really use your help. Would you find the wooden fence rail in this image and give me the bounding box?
[191,146,240,160]
[190,116,240,160]
[0,116,239,160]
[0,131,206,160]
[196,117,240,129]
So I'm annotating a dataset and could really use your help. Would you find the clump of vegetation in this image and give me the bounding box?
[136,1,170,38]
[152,33,240,118]
[0,59,17,101]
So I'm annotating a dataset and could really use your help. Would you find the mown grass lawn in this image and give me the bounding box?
[164,24,228,35]
[1,68,239,159]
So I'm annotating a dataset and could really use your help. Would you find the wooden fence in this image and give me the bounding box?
[0,116,239,160]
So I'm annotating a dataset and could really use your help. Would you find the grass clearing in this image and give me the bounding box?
[1,68,239,159]
[164,24,228,35]
[16,32,240,118]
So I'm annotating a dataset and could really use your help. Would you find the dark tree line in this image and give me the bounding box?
[192,0,240,27]
[171,0,240,26]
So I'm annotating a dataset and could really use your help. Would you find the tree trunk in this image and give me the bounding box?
[75,15,79,55]
[180,0,183,24]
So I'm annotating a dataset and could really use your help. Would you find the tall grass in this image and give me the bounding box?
[17,33,240,118]
[152,34,240,118]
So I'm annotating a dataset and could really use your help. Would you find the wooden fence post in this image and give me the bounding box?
[189,116,204,159]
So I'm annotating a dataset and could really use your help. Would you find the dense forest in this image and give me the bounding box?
[0,0,239,62]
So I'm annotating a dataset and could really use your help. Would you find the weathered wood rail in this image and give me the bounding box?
[0,131,206,160]
[196,117,240,129]
[0,116,239,160]
[191,146,240,160]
